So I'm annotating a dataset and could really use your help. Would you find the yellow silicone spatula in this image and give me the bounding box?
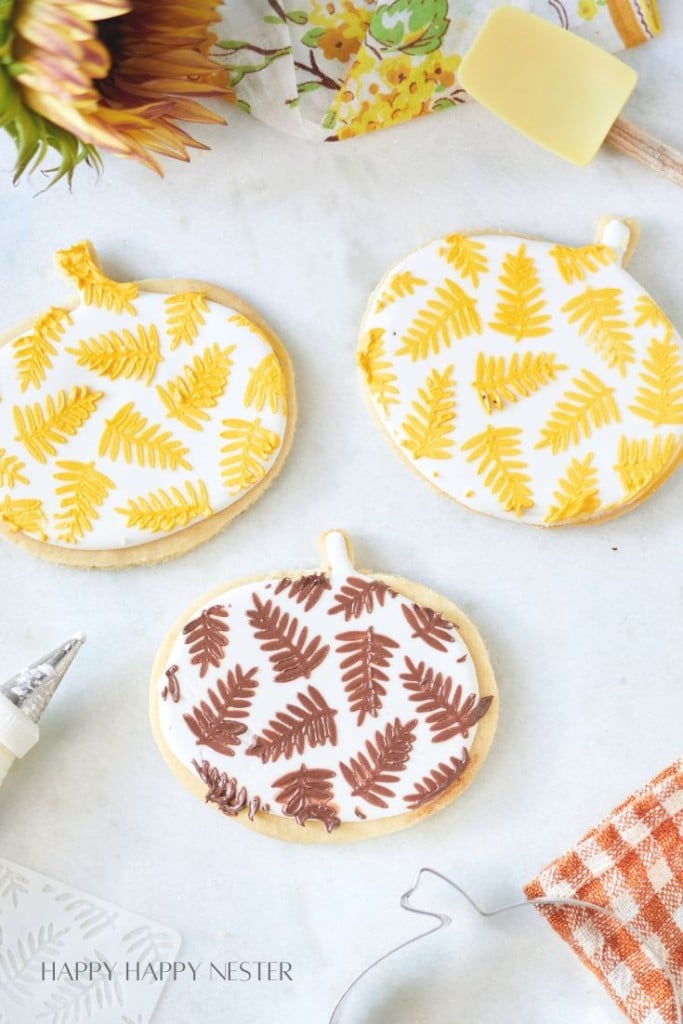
[458,6,682,187]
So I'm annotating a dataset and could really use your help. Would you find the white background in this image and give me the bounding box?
[1,4,682,1021]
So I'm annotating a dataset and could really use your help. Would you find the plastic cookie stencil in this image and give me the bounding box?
[359,218,683,527]
[0,856,181,1024]
[150,530,497,843]
[329,869,683,1024]
[0,242,295,567]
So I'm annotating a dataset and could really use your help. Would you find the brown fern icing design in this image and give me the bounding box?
[328,577,397,620]
[161,665,181,703]
[183,666,259,756]
[336,627,399,725]
[152,530,497,839]
[401,603,456,653]
[400,657,493,742]
[272,764,341,832]
[247,593,330,683]
[274,572,332,611]
[246,686,338,764]
[182,605,229,678]
[403,749,470,810]
[340,718,418,808]
[192,759,266,821]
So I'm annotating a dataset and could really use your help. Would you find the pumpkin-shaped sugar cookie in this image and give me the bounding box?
[359,219,683,526]
[0,243,295,566]
[150,531,497,843]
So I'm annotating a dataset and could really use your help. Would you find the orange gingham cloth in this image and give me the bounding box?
[525,761,683,1024]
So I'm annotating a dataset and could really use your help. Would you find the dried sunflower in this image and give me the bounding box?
[0,0,230,184]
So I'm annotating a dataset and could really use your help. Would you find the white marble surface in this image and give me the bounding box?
[1,5,682,1022]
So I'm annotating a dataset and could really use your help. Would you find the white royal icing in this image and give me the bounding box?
[154,532,493,828]
[0,258,290,550]
[359,220,683,526]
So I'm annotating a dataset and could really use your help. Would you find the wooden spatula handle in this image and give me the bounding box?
[606,117,683,188]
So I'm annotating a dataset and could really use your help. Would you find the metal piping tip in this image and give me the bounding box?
[1,633,85,723]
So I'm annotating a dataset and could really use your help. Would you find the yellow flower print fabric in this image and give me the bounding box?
[358,221,683,526]
[214,0,660,141]
[0,244,291,550]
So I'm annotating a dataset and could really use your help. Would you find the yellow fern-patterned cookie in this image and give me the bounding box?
[359,219,683,526]
[0,243,295,566]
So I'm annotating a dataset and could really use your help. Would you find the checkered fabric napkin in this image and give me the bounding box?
[525,760,683,1024]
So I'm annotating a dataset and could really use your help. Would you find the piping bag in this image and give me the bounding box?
[0,635,84,786]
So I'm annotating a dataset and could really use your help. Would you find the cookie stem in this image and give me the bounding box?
[596,217,634,265]
[320,529,354,575]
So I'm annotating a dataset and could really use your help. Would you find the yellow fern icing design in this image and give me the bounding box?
[98,403,191,471]
[53,461,116,544]
[228,313,269,339]
[0,246,292,556]
[629,337,683,426]
[220,418,281,494]
[614,435,678,497]
[536,371,620,454]
[634,295,674,343]
[116,481,213,534]
[244,354,287,415]
[164,292,209,350]
[473,352,567,413]
[489,244,551,342]
[156,344,235,431]
[545,453,601,524]
[548,244,616,284]
[12,307,72,392]
[56,243,138,315]
[359,224,683,527]
[357,329,399,416]
[374,271,428,313]
[66,324,162,385]
[401,365,456,461]
[13,387,103,464]
[461,426,533,516]
[0,496,47,539]
[0,450,28,488]
[562,287,635,377]
[395,280,482,361]
[438,235,488,287]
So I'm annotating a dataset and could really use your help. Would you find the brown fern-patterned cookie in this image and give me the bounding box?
[0,242,295,567]
[359,218,683,526]
[150,530,498,843]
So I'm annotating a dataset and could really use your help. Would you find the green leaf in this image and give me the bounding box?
[322,108,338,129]
[301,27,326,46]
[287,10,309,24]
[432,97,456,110]
[264,14,285,23]
[369,0,450,55]
[297,81,323,93]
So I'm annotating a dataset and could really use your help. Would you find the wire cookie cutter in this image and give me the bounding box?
[329,868,683,1024]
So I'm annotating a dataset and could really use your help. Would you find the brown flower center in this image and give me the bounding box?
[95,15,126,95]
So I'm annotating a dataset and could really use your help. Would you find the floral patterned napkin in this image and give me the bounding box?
[213,0,660,141]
